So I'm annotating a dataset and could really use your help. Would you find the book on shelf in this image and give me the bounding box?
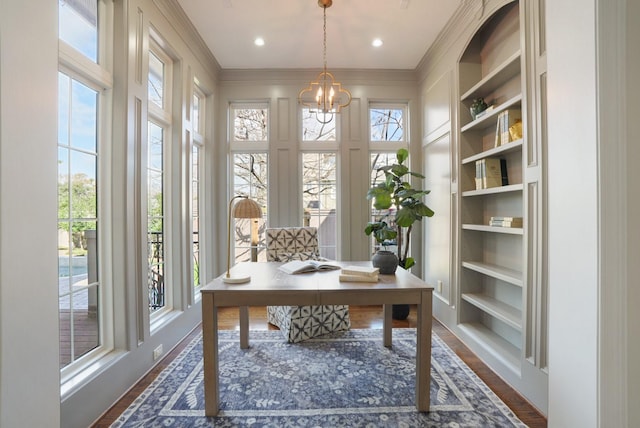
[500,158,509,186]
[501,109,522,146]
[278,260,340,275]
[489,216,523,228]
[475,158,506,190]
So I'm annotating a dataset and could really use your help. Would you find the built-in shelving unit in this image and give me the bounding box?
[424,0,548,411]
[455,0,534,388]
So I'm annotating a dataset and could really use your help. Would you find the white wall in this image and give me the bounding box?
[626,0,640,424]
[546,1,599,426]
[0,1,61,427]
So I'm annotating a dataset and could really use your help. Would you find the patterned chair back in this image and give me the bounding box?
[265,227,319,262]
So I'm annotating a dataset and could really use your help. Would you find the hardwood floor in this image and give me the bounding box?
[92,305,547,427]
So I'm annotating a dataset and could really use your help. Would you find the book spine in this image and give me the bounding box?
[500,158,509,186]
[475,160,483,190]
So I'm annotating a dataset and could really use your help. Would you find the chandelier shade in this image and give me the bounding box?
[298,0,351,124]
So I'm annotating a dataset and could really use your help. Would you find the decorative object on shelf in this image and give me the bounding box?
[298,0,351,125]
[470,97,488,119]
[365,148,435,319]
[223,195,263,283]
[508,119,523,141]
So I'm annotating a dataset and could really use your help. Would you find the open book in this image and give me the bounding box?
[278,260,340,275]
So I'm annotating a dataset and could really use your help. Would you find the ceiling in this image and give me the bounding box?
[176,0,462,70]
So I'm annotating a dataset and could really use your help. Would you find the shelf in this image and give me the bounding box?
[458,323,521,374]
[462,183,523,197]
[462,293,522,330]
[461,139,523,165]
[461,51,522,101]
[460,94,522,133]
[461,261,523,287]
[462,224,524,235]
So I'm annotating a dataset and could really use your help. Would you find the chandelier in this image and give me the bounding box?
[298,0,352,124]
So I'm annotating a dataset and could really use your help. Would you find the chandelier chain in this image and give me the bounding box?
[323,5,327,72]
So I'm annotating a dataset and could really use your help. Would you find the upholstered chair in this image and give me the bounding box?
[265,227,350,342]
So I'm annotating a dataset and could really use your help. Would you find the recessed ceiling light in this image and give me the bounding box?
[372,38,383,48]
[254,37,265,46]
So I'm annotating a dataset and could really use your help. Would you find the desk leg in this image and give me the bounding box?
[416,290,432,412]
[383,304,392,348]
[202,294,219,416]
[239,306,249,349]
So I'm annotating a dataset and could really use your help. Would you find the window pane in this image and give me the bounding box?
[370,153,398,254]
[58,74,70,145]
[59,0,98,62]
[370,107,404,142]
[302,153,337,259]
[232,153,268,262]
[58,71,101,369]
[148,52,164,108]
[148,123,163,170]
[147,121,165,313]
[193,93,201,134]
[233,108,268,141]
[302,108,336,141]
[192,145,200,288]
[70,151,97,219]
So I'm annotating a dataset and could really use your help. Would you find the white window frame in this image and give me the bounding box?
[147,36,174,324]
[58,0,115,390]
[368,102,410,256]
[368,102,408,151]
[228,102,269,263]
[190,82,206,298]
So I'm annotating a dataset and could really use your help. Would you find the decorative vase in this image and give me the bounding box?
[371,250,398,274]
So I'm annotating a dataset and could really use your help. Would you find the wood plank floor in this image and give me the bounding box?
[92,305,547,427]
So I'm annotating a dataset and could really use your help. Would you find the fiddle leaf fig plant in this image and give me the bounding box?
[365,148,434,270]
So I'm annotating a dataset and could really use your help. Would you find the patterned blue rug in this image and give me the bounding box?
[111,329,526,427]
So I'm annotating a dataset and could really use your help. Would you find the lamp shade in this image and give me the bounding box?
[232,198,262,219]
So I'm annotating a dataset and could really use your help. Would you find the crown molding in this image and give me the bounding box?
[153,0,221,75]
[218,68,419,86]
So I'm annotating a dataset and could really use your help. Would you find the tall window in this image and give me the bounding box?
[369,104,408,254]
[302,153,337,259]
[230,105,268,262]
[191,87,204,289]
[58,0,111,373]
[301,108,339,258]
[147,42,173,315]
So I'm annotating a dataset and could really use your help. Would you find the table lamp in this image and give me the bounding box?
[224,195,263,283]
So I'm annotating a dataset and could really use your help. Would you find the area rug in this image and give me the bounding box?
[111,329,526,427]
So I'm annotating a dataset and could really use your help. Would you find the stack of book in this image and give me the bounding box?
[494,109,522,147]
[489,216,523,228]
[339,265,380,283]
[475,158,508,190]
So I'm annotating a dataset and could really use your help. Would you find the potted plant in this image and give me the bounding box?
[470,97,488,119]
[365,148,434,319]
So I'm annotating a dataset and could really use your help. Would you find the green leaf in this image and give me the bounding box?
[396,148,409,164]
[404,257,415,269]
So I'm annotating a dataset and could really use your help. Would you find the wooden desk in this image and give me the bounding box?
[200,261,433,416]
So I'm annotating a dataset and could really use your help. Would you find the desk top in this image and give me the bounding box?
[202,261,432,294]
